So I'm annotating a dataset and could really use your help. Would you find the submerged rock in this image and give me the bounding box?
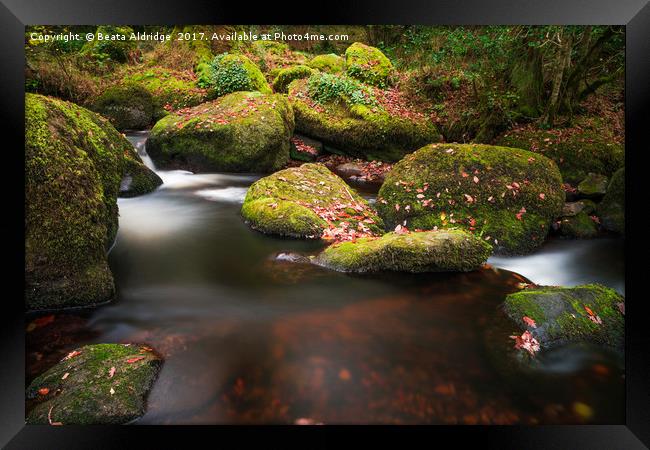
[344,42,393,88]
[597,167,624,234]
[377,143,564,255]
[241,163,383,239]
[92,82,156,131]
[503,284,624,352]
[26,93,157,309]
[577,173,608,198]
[288,74,440,161]
[314,229,491,273]
[26,343,162,425]
[147,91,294,172]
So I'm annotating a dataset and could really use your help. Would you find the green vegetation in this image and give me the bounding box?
[345,42,394,88]
[206,52,271,98]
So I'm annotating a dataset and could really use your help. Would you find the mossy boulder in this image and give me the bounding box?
[577,173,608,198]
[314,229,491,273]
[241,163,383,239]
[288,75,441,161]
[92,82,155,131]
[495,125,624,185]
[272,65,314,93]
[376,143,564,255]
[26,94,127,309]
[205,52,272,98]
[122,67,208,112]
[26,344,162,424]
[597,167,625,234]
[561,199,596,217]
[120,148,163,198]
[307,53,345,73]
[344,42,393,88]
[147,91,294,172]
[503,284,624,352]
[557,211,599,239]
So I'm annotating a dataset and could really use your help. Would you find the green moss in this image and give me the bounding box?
[122,67,208,112]
[596,167,624,234]
[241,163,384,239]
[25,93,138,309]
[376,143,564,255]
[26,343,162,424]
[272,65,314,94]
[503,284,624,350]
[344,42,393,88]
[206,52,271,98]
[119,149,163,198]
[92,82,155,131]
[307,53,345,73]
[147,91,293,172]
[288,77,441,161]
[558,211,598,239]
[577,172,608,197]
[495,125,624,184]
[314,229,491,273]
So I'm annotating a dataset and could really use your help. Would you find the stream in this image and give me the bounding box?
[25,131,625,424]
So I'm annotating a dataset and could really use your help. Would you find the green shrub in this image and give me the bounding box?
[207,52,271,98]
[307,72,376,107]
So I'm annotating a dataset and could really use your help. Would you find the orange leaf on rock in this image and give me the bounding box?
[126,356,145,364]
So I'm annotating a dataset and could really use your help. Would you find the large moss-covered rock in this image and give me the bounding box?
[345,42,393,88]
[26,94,124,309]
[288,74,441,161]
[597,167,625,234]
[495,125,624,184]
[307,53,344,73]
[377,143,564,255]
[206,52,271,98]
[241,163,383,239]
[503,284,624,351]
[92,82,155,131]
[314,229,491,273]
[121,67,208,112]
[119,148,163,198]
[272,65,314,93]
[147,91,294,172]
[26,344,162,424]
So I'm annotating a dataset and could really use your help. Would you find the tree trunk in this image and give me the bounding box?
[543,31,573,125]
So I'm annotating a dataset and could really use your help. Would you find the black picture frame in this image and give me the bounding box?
[1,0,648,448]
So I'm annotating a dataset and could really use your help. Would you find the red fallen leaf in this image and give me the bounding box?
[461,171,469,178]
[617,302,625,315]
[515,207,526,221]
[584,305,595,316]
[539,193,546,200]
[510,330,540,356]
[126,356,145,364]
[108,367,116,378]
[473,176,479,184]
[522,316,537,328]
[38,387,50,396]
[62,350,82,361]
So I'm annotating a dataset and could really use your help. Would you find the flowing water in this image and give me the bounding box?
[25,132,625,424]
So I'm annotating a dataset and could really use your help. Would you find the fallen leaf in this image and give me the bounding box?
[110,387,115,395]
[522,316,537,328]
[510,330,540,356]
[38,387,49,396]
[61,373,69,380]
[108,367,116,378]
[126,356,146,364]
[62,350,82,360]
